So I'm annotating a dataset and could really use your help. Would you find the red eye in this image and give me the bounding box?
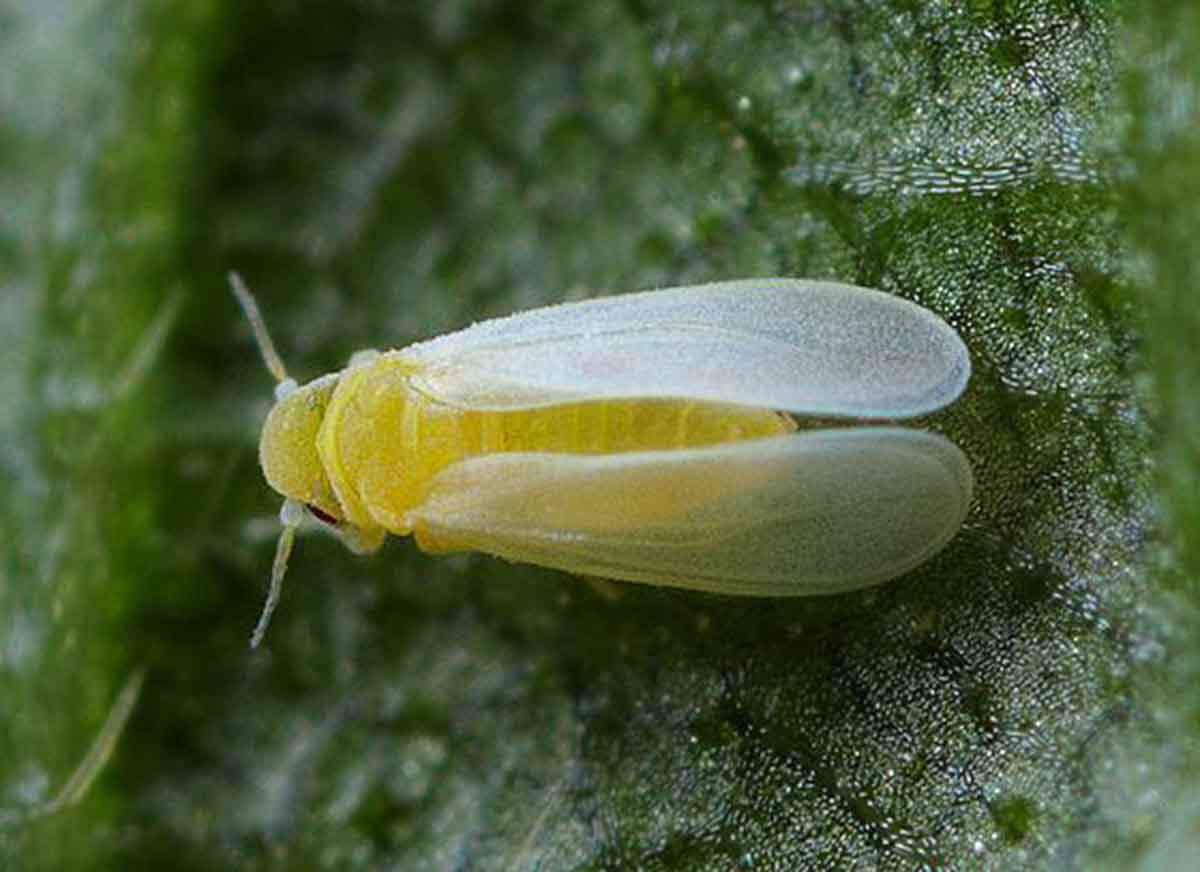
[306,504,340,526]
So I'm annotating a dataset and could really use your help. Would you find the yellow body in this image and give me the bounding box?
[234,276,973,647]
[261,352,795,555]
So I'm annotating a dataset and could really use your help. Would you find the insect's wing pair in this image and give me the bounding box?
[409,428,972,594]
[407,279,970,418]
[404,280,973,594]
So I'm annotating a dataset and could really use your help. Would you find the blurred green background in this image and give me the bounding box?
[2,1,1195,869]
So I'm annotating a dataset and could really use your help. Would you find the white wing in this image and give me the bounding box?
[401,279,970,419]
[407,429,973,595]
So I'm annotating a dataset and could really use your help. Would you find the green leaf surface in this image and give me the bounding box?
[3,1,1186,869]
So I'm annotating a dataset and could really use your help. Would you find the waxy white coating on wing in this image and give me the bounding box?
[409,428,973,595]
[403,279,970,419]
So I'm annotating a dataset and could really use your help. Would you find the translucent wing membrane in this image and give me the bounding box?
[405,280,970,419]
[408,429,973,595]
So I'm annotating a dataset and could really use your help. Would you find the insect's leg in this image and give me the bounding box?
[338,522,387,555]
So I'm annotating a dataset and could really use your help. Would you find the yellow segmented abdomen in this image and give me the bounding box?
[325,355,795,535]
[459,398,795,456]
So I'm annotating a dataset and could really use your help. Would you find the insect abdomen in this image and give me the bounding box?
[399,395,794,491]
[462,398,795,456]
[336,360,795,533]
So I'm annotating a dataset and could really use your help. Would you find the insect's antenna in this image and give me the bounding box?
[250,499,304,649]
[229,271,293,389]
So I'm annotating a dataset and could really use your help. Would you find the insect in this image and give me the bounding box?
[233,275,973,646]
